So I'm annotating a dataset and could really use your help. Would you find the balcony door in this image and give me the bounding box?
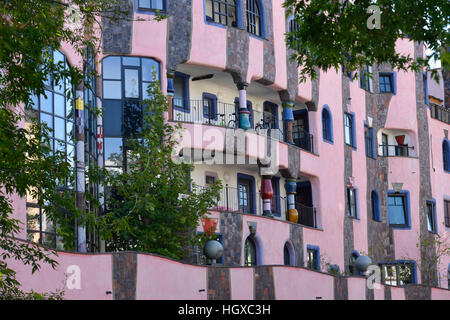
[292,111,310,150]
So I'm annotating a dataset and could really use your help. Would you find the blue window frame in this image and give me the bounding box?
[426,200,437,233]
[173,72,190,112]
[202,92,218,120]
[364,123,375,158]
[246,0,266,38]
[379,72,397,95]
[237,173,256,214]
[387,191,411,229]
[322,105,333,143]
[443,139,450,172]
[136,0,166,13]
[306,245,320,271]
[371,190,381,221]
[344,112,356,148]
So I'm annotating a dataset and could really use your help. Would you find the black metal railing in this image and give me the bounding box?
[430,104,450,124]
[197,184,286,217]
[379,144,414,157]
[295,202,317,228]
[293,128,314,153]
[252,109,285,142]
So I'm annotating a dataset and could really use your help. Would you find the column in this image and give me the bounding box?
[285,179,298,223]
[282,101,295,144]
[75,86,86,252]
[237,82,251,130]
[260,175,274,218]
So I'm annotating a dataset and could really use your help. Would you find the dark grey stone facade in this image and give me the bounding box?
[207,267,231,300]
[254,266,276,300]
[167,0,192,71]
[257,0,276,85]
[102,0,133,54]
[289,223,304,267]
[220,211,244,266]
[333,276,349,300]
[112,252,137,300]
[404,284,432,300]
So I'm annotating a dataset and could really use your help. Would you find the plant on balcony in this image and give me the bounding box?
[100,78,222,260]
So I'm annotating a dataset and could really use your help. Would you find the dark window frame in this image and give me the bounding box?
[306,245,320,271]
[206,0,238,27]
[244,236,257,266]
[378,261,416,287]
[347,188,358,219]
[379,73,394,93]
[445,200,450,228]
[246,0,261,37]
[137,0,167,13]
[388,193,409,228]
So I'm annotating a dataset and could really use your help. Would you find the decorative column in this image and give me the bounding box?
[282,101,295,144]
[260,175,274,218]
[167,71,175,120]
[285,179,298,223]
[75,86,86,252]
[237,82,251,130]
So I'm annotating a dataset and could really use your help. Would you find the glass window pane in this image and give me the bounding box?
[54,93,65,117]
[154,0,163,10]
[103,80,122,99]
[66,121,74,142]
[104,137,123,167]
[102,56,122,80]
[41,91,53,113]
[55,139,65,153]
[54,50,65,66]
[54,117,65,141]
[388,205,406,225]
[123,57,140,66]
[142,58,160,81]
[124,69,139,98]
[31,94,39,109]
[40,112,53,130]
[142,82,153,100]
[26,207,41,231]
[139,0,150,8]
[67,144,75,167]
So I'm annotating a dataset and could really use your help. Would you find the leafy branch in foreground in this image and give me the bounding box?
[283,0,449,82]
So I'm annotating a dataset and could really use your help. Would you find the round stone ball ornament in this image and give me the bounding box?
[203,240,223,264]
[355,255,372,272]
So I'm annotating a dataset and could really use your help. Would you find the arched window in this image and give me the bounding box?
[283,242,294,266]
[371,190,380,221]
[322,106,333,142]
[206,0,237,27]
[443,140,450,172]
[246,0,261,36]
[244,236,257,266]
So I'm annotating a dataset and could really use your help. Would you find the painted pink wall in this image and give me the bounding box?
[272,267,334,300]
[347,277,367,300]
[136,254,207,300]
[390,286,406,300]
[230,268,254,300]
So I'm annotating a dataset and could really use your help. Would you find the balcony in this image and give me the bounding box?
[171,99,315,153]
[430,104,450,124]
[379,144,415,157]
[295,202,317,229]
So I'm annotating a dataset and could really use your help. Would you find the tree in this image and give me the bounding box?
[283,0,450,82]
[0,0,134,299]
[100,78,222,260]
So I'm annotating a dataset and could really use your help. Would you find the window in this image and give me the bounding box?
[287,16,304,52]
[347,188,357,218]
[203,93,217,121]
[322,107,333,143]
[173,73,190,112]
[379,74,393,93]
[137,0,165,12]
[423,73,429,105]
[102,56,160,171]
[28,50,75,250]
[307,246,319,271]
[443,140,450,172]
[283,243,291,266]
[246,0,261,36]
[205,0,237,27]
[388,193,408,227]
[205,175,216,188]
[263,102,277,130]
[239,180,252,214]
[379,262,416,286]
[381,133,389,156]
[371,190,381,221]
[344,113,355,147]
[244,236,257,266]
[359,66,372,92]
[445,200,450,228]
[364,124,375,158]
[426,201,436,233]
[271,177,281,217]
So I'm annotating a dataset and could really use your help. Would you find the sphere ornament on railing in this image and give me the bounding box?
[355,255,372,272]
[204,240,223,264]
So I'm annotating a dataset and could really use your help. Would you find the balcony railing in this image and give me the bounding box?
[197,184,287,218]
[295,202,317,228]
[430,104,450,124]
[379,144,415,157]
[171,99,315,153]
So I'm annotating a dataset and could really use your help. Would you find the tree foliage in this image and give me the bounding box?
[283,0,450,82]
[100,79,222,260]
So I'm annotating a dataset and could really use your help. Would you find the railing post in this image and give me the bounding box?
[226,184,229,212]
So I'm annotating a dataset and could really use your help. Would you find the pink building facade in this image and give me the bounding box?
[10,0,450,299]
